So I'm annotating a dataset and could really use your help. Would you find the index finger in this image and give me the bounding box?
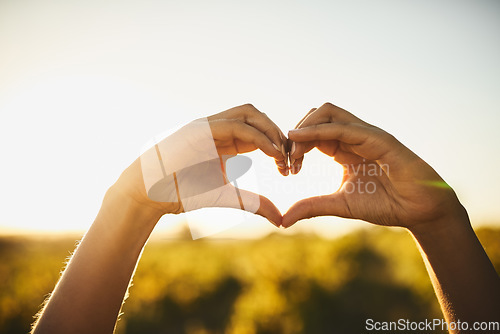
[289,122,411,167]
[211,104,289,175]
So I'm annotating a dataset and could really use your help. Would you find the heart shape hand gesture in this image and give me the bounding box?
[118,103,465,235]
[35,102,500,334]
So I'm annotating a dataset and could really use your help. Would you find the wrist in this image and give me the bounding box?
[408,203,470,241]
[94,185,164,252]
[408,206,478,271]
[114,158,182,215]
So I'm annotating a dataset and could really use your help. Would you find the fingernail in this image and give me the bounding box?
[277,161,285,168]
[290,142,296,156]
[281,144,286,158]
[297,163,302,173]
[290,158,296,166]
[272,143,281,152]
[285,168,289,176]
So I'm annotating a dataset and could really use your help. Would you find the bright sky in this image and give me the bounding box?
[1,0,499,238]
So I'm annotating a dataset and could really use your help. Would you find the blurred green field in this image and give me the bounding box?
[1,226,499,334]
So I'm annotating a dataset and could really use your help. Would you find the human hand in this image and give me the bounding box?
[113,104,287,227]
[283,102,467,232]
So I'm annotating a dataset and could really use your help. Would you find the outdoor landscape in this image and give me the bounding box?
[1,226,499,334]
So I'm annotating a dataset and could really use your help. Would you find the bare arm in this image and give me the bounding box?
[284,102,500,332]
[31,182,162,334]
[31,104,286,334]
[412,213,500,328]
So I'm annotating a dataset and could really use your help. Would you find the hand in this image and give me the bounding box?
[283,102,467,231]
[113,104,287,227]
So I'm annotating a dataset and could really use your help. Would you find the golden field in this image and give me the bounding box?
[1,226,499,334]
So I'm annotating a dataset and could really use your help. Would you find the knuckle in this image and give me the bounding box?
[310,123,321,132]
[226,118,241,126]
[240,104,259,120]
[241,103,256,110]
[322,102,335,109]
[321,102,343,120]
[385,132,397,142]
[375,127,395,141]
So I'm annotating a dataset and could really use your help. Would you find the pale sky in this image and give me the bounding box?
[1,0,499,238]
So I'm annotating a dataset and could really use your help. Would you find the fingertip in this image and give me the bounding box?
[281,213,297,228]
[288,127,313,142]
[257,195,283,227]
[275,160,289,176]
[288,140,308,162]
[287,130,298,141]
[278,167,288,177]
[275,159,286,169]
[268,217,282,228]
[272,142,287,162]
[290,155,304,175]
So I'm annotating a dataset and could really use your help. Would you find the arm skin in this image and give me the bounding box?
[31,104,286,334]
[31,184,163,334]
[284,102,500,333]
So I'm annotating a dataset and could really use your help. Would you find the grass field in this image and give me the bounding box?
[1,226,499,334]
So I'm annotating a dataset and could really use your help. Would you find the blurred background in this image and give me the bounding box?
[1,0,499,333]
[1,228,499,333]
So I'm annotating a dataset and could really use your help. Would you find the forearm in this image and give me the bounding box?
[32,186,163,334]
[410,209,500,331]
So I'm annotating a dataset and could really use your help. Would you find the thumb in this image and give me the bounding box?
[206,185,282,228]
[282,193,351,228]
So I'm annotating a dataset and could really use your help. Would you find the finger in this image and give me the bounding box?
[312,102,367,125]
[254,193,283,227]
[295,108,317,129]
[208,104,288,157]
[275,159,289,176]
[216,104,289,175]
[295,104,330,129]
[288,136,316,168]
[237,187,283,227]
[289,102,370,162]
[288,108,316,174]
[246,109,287,157]
[211,119,284,161]
[290,155,303,175]
[289,107,329,164]
[282,193,351,228]
[211,185,282,227]
[241,105,289,173]
[288,123,402,163]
